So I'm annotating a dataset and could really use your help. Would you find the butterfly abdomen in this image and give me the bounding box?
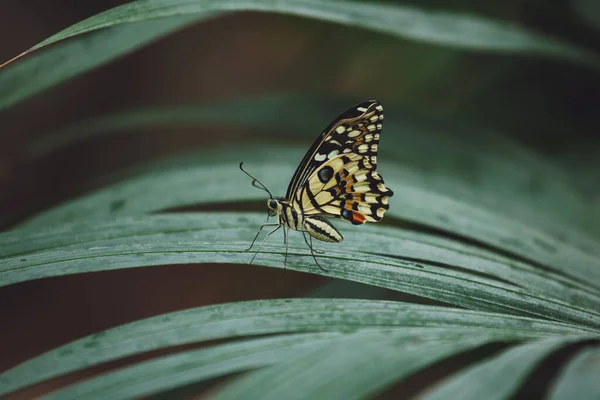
[279,202,343,243]
[304,216,343,243]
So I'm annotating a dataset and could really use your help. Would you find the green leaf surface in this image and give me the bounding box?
[420,336,590,400]
[40,330,517,400]
[38,332,365,400]
[2,214,600,329]
[29,0,582,57]
[1,0,597,111]
[0,15,204,111]
[0,299,587,397]
[15,134,600,291]
[548,345,600,400]
[1,1,598,398]
[31,0,598,60]
[4,212,600,314]
[209,333,496,400]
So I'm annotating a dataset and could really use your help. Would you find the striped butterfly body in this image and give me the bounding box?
[240,100,394,270]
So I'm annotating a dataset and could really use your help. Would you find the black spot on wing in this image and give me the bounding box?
[341,209,352,221]
[328,187,342,197]
[318,166,334,183]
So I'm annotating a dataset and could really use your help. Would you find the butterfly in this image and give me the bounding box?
[240,100,394,270]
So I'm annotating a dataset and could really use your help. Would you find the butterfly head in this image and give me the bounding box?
[267,198,282,217]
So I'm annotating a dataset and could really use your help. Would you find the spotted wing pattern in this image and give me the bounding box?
[289,101,393,225]
[285,100,384,200]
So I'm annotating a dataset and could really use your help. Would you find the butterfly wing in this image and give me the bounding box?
[295,152,393,225]
[285,100,384,200]
[289,101,393,225]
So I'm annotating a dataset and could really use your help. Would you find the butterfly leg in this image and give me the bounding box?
[249,224,281,265]
[283,226,289,269]
[302,232,327,272]
[246,223,280,251]
[302,232,324,254]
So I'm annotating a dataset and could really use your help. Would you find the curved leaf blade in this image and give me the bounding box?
[0,299,586,397]
[3,212,600,313]
[0,15,204,111]
[14,140,600,291]
[420,336,590,400]
[548,345,600,400]
[39,331,375,400]
[2,214,600,329]
[1,0,597,111]
[40,330,527,400]
[209,333,499,400]
[30,0,598,59]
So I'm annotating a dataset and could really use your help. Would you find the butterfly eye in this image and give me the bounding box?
[268,199,278,209]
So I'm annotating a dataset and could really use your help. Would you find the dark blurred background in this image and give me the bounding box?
[1,0,599,397]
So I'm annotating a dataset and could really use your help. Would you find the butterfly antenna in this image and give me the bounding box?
[239,161,274,198]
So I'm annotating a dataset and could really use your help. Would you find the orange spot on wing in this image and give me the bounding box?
[352,211,366,224]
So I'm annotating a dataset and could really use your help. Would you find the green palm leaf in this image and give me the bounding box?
[1,0,597,111]
[1,0,599,399]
